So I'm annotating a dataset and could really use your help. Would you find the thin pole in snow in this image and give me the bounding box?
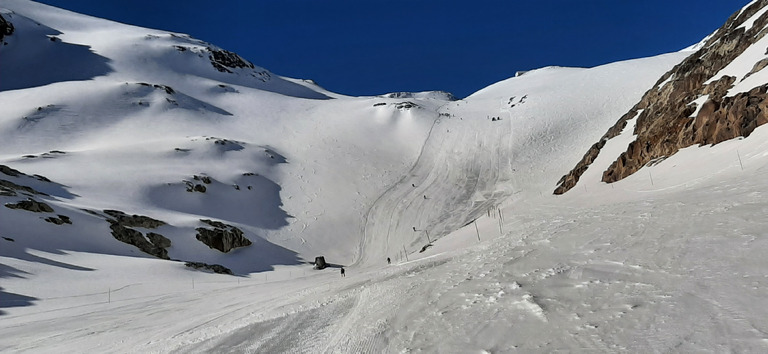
[737,150,744,171]
[425,229,431,243]
[649,170,654,186]
[474,220,481,242]
[403,245,409,261]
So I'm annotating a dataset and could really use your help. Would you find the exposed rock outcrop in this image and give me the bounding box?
[0,165,55,197]
[5,198,54,212]
[104,209,166,228]
[108,221,170,259]
[44,214,71,225]
[184,261,233,275]
[147,232,171,248]
[208,47,254,73]
[195,219,252,253]
[0,179,43,196]
[103,210,170,259]
[555,0,768,194]
[0,13,14,42]
[395,102,419,110]
[0,165,21,177]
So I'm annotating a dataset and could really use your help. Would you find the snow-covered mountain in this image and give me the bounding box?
[3,0,768,352]
[555,0,768,194]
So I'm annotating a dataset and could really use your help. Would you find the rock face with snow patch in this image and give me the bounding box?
[44,214,71,225]
[104,210,170,259]
[195,219,252,253]
[555,0,768,194]
[0,179,41,196]
[108,221,171,259]
[104,209,166,228]
[0,13,13,42]
[184,261,233,275]
[4,198,53,212]
[208,47,254,73]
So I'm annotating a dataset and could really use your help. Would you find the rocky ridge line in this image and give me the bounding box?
[555,0,768,194]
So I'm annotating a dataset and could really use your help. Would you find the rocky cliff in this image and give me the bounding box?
[555,0,768,194]
[0,13,13,42]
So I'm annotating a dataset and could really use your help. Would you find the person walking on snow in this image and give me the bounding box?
[340,267,345,277]
[387,257,391,265]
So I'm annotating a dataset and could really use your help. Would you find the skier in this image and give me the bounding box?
[387,257,391,265]
[340,267,345,277]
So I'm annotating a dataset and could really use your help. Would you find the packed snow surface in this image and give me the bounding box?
[2,1,768,353]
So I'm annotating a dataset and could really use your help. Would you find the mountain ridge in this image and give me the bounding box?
[555,0,768,194]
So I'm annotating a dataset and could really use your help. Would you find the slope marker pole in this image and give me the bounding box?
[737,150,744,171]
[403,245,409,261]
[649,170,654,186]
[474,220,481,242]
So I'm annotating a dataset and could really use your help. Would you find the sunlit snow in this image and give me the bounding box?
[2,1,768,353]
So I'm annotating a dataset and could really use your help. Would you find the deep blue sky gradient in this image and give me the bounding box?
[36,0,750,98]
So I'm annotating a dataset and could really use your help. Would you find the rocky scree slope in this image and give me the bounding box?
[555,0,768,194]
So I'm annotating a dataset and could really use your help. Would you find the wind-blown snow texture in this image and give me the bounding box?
[2,0,768,352]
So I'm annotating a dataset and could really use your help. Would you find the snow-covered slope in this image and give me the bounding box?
[556,0,768,194]
[0,0,442,273]
[3,0,768,352]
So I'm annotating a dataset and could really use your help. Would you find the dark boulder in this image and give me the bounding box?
[195,219,252,253]
[109,221,169,259]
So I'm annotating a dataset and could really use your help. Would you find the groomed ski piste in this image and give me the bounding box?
[3,0,768,352]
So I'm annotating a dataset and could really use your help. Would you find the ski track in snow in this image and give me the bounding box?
[163,177,768,352]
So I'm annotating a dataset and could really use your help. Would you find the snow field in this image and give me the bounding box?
[3,0,768,352]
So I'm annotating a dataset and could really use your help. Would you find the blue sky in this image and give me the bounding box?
[37,0,749,98]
